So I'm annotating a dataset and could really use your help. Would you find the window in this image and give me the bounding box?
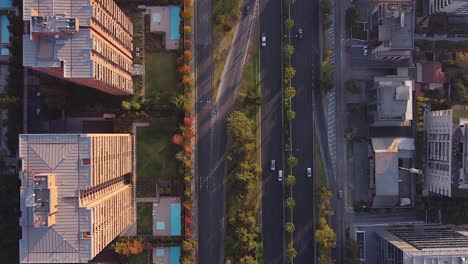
[82,158,91,166]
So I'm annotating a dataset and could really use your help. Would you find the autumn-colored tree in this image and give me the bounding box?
[285,221,295,233]
[316,217,336,248]
[184,129,193,139]
[284,43,295,56]
[185,145,192,154]
[184,50,193,62]
[286,242,297,258]
[184,117,193,127]
[177,56,185,66]
[455,52,468,70]
[172,134,184,146]
[113,238,145,257]
[285,86,296,99]
[179,64,191,74]
[182,239,198,251]
[287,109,296,120]
[286,174,296,187]
[182,74,194,88]
[183,25,192,35]
[183,0,191,7]
[284,66,296,79]
[182,8,192,21]
[285,18,294,29]
[184,39,192,49]
[286,197,296,208]
[288,156,298,167]
[318,250,333,264]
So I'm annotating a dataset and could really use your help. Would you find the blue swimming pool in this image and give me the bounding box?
[169,6,180,40]
[170,203,181,236]
[0,0,11,8]
[1,15,9,44]
[169,247,181,264]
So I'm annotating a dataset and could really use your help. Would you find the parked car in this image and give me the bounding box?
[271,160,276,171]
[297,28,303,40]
[307,167,312,178]
[278,170,283,182]
[363,45,368,56]
[261,33,267,47]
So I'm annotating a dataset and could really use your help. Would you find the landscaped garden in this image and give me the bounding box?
[144,52,178,106]
[137,202,153,236]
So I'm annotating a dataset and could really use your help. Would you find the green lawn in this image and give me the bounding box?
[452,109,468,122]
[314,135,327,186]
[144,52,178,105]
[136,117,179,180]
[137,203,153,236]
[128,250,151,264]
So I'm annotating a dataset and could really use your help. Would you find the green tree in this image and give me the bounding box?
[227,111,254,142]
[289,0,296,4]
[288,156,298,167]
[285,86,296,99]
[286,174,296,187]
[452,78,468,103]
[284,66,296,79]
[286,197,296,208]
[285,18,294,29]
[346,79,361,94]
[286,242,297,258]
[0,96,16,109]
[285,221,295,233]
[344,239,361,264]
[316,217,336,248]
[287,109,296,120]
[284,43,295,56]
[171,94,191,111]
[321,60,334,92]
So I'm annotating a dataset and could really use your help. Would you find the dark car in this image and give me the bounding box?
[297,28,303,40]
[244,4,251,14]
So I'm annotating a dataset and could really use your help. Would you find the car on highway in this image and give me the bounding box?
[261,33,267,47]
[278,170,283,182]
[297,28,303,40]
[271,160,276,171]
[338,189,343,199]
[363,45,368,56]
[307,167,311,178]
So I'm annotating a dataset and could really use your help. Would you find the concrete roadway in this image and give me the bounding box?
[290,0,320,261]
[196,0,257,262]
[259,0,284,262]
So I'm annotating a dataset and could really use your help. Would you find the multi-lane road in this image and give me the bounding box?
[259,0,284,262]
[290,0,320,261]
[196,0,257,263]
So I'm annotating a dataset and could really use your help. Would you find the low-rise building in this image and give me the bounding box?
[416,62,447,90]
[424,0,468,16]
[19,134,135,263]
[370,137,415,208]
[369,2,415,61]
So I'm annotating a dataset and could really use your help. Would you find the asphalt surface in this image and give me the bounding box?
[259,0,284,262]
[290,0,320,261]
[196,1,256,262]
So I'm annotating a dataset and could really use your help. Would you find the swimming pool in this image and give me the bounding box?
[1,15,9,44]
[169,247,181,264]
[0,0,11,8]
[168,6,180,40]
[170,203,181,236]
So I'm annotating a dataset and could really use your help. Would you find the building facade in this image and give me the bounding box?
[425,0,468,16]
[19,134,134,263]
[23,0,134,95]
[424,109,453,197]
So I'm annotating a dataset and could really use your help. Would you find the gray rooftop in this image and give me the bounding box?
[375,75,413,122]
[378,3,414,50]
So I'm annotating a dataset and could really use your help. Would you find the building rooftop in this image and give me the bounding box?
[377,3,414,50]
[374,75,413,122]
[416,62,447,86]
[385,226,468,250]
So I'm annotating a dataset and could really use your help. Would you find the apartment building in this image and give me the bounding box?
[19,134,134,263]
[424,109,468,197]
[369,2,415,61]
[23,0,134,95]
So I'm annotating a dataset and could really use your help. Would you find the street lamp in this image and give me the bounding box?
[399,167,423,175]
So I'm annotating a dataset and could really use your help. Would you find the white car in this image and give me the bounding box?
[271,160,276,171]
[261,33,267,47]
[338,189,343,199]
[307,167,312,178]
[278,170,283,182]
[363,45,368,56]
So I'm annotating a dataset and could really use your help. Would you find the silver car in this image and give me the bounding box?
[271,160,276,171]
[307,167,312,178]
[261,33,267,47]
